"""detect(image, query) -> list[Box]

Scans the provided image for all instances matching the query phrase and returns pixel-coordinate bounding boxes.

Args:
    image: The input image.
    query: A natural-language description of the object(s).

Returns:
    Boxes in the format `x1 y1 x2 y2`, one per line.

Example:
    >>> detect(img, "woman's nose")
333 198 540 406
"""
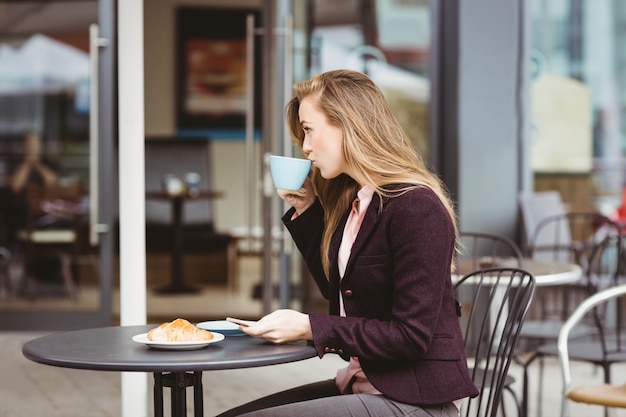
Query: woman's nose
302 136 312 153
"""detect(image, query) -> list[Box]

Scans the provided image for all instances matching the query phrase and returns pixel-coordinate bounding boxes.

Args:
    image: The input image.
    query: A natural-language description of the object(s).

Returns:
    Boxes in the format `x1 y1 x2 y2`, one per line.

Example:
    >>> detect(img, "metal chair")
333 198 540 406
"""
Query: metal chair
524 232 626 417
517 212 621 417
518 191 568 255
16 182 89 299
456 232 525 414
526 212 619 268
454 268 536 417
558 284 626 417
458 231 524 271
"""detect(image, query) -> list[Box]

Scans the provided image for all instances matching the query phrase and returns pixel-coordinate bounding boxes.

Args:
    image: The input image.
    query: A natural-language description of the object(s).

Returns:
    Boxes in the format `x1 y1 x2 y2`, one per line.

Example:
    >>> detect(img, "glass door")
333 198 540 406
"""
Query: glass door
139 0 433 319
0 0 115 329
263 0 433 312
291 0 432 155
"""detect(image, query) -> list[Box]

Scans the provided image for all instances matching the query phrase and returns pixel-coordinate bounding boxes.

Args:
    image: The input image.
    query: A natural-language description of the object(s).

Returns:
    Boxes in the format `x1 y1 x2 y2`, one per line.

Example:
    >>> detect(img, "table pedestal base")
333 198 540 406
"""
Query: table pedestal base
154 371 203 417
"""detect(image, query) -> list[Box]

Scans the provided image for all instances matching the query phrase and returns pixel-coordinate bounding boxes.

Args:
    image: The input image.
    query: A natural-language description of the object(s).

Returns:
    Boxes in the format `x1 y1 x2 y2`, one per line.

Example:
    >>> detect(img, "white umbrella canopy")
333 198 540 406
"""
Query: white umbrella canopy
0 34 89 94
0 43 38 93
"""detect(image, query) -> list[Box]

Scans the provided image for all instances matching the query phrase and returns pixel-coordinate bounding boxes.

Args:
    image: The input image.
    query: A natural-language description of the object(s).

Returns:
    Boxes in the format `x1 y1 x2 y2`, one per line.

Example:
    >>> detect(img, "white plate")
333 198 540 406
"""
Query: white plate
196 320 246 336
132 332 225 350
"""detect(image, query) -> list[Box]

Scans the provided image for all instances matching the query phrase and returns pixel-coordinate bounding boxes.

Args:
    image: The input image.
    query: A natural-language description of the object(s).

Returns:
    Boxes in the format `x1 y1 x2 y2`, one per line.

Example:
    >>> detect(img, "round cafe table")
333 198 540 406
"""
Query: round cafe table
145 190 225 294
454 257 583 286
22 324 317 417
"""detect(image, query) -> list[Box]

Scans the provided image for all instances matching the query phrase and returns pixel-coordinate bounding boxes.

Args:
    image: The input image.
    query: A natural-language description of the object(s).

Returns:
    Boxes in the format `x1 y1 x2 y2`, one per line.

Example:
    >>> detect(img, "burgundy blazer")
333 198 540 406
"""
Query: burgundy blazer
283 186 479 405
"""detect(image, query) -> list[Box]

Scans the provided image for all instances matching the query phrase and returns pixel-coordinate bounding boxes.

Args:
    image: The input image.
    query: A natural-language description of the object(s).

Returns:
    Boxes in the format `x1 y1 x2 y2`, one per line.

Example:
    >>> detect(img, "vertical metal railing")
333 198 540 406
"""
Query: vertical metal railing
246 5 294 313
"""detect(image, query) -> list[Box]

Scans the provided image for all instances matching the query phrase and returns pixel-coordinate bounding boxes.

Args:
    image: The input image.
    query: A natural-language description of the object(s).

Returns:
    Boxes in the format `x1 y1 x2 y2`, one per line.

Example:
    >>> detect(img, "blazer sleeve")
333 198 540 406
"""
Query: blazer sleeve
282 199 329 299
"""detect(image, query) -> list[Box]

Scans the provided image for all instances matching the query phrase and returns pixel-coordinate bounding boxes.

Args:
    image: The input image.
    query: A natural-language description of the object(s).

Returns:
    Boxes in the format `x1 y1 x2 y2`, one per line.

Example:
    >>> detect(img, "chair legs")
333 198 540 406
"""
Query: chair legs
504 384 523 417
529 356 546 417
523 354 556 417
524 353 615 417
60 254 77 299
20 251 83 300
520 351 539 417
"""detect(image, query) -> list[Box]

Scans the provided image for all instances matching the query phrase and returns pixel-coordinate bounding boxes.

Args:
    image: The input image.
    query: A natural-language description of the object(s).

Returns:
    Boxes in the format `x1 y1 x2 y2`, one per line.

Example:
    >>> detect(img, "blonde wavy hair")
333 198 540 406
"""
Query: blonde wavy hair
285 69 457 277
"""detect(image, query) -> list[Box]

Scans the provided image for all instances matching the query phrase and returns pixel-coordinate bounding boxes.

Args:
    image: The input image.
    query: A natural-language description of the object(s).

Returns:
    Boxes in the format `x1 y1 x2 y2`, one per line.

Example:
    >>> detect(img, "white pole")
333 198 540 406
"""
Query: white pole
118 0 148 416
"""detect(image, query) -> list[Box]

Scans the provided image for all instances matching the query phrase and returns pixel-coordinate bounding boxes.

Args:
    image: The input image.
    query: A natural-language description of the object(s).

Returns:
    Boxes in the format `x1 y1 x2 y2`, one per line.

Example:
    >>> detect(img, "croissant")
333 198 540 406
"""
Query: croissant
147 318 214 342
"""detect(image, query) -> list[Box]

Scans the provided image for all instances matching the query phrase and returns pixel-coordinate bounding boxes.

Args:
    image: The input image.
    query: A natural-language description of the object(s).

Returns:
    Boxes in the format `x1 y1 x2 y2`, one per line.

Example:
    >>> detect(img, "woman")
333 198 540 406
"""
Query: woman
218 69 478 417
10 132 59 194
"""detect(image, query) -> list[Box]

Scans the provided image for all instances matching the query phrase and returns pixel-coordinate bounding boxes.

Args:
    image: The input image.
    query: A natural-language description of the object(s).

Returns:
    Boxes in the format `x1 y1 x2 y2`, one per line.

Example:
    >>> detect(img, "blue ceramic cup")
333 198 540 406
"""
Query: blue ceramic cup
269 155 312 191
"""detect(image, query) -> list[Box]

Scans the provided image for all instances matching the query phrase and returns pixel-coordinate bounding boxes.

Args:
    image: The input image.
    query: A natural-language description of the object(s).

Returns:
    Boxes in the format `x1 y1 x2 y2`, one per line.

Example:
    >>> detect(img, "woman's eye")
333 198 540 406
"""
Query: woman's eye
303 127 311 134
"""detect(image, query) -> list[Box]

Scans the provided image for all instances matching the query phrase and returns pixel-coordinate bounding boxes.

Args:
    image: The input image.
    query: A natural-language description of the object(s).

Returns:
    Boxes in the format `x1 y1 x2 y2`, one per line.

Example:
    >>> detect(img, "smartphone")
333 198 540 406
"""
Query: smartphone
226 317 256 327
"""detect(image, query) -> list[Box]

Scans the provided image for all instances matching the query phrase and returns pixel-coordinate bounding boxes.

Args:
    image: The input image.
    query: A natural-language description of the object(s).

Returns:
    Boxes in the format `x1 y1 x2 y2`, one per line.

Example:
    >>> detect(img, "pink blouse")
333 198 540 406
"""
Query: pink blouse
335 185 382 395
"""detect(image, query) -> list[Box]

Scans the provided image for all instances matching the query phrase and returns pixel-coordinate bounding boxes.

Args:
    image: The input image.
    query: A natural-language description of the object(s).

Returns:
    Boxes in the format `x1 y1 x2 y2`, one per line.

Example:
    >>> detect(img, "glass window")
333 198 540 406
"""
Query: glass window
530 0 626 217
0 1 99 315
294 0 432 158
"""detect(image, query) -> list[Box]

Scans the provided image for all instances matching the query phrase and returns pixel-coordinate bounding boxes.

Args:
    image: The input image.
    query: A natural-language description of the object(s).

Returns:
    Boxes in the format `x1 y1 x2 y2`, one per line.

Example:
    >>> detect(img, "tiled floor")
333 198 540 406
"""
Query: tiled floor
2 255 626 416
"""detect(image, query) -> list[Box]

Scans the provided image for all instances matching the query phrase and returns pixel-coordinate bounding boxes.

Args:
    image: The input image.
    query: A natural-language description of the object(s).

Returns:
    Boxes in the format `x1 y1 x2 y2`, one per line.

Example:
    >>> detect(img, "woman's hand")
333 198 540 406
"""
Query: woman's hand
277 178 315 216
240 309 312 344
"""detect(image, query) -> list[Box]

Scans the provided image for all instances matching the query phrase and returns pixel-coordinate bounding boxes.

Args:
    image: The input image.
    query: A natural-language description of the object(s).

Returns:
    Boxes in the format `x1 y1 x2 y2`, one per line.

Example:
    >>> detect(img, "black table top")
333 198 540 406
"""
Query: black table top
145 190 224 201
22 324 317 373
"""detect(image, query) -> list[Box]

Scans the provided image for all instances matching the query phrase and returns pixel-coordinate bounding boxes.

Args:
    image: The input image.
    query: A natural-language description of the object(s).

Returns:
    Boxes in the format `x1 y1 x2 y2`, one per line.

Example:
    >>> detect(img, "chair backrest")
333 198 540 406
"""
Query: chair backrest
145 138 215 226
518 216 621 325
544 231 625 333
528 212 620 268
558 283 626 417
454 268 536 417
458 232 524 271
587 232 625 291
577 232 626 330
519 190 568 253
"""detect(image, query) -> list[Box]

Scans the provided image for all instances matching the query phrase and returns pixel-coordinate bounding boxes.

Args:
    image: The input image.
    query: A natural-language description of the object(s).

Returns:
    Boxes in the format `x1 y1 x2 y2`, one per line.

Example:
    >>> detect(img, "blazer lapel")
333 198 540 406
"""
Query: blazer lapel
327 194 383 313
329 210 349 273
327 211 349 314
342 195 383 279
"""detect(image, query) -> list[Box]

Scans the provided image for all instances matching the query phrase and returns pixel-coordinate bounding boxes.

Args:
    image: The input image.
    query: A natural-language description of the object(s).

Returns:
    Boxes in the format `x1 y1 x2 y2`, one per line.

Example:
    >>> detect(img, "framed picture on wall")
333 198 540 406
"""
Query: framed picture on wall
175 7 262 138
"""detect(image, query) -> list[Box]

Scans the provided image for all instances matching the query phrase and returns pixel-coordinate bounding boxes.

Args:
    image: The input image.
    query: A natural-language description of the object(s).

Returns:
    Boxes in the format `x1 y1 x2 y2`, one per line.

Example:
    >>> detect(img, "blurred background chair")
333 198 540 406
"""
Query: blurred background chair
522 232 626 417
518 191 568 255
516 203 620 416
16 182 90 299
454 268 536 417
526 212 619 267
558 284 626 417
519 212 620 341
458 231 524 271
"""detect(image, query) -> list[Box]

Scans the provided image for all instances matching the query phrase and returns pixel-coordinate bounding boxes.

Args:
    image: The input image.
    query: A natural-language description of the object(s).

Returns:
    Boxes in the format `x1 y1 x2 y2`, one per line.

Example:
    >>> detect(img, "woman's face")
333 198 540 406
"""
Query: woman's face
299 96 350 179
